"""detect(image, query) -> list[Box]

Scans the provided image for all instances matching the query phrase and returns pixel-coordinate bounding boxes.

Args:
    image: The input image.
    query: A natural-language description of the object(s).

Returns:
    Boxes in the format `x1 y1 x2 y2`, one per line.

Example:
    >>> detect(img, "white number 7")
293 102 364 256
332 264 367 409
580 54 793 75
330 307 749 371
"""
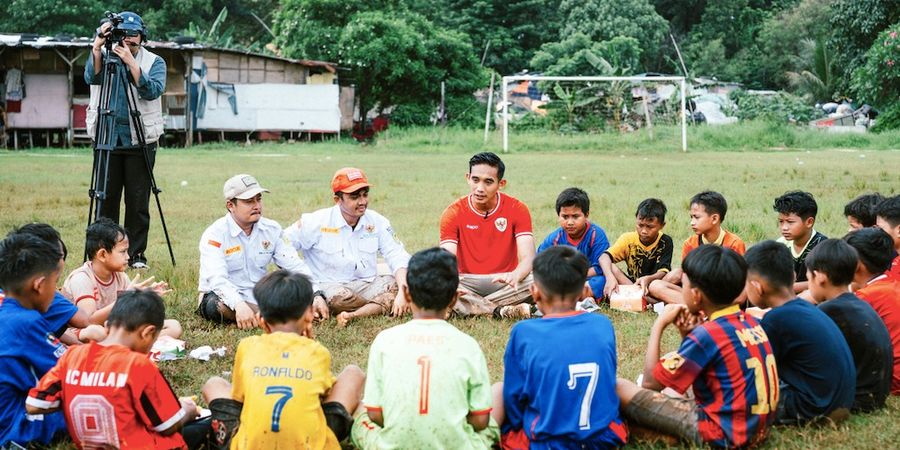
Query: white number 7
567 363 599 430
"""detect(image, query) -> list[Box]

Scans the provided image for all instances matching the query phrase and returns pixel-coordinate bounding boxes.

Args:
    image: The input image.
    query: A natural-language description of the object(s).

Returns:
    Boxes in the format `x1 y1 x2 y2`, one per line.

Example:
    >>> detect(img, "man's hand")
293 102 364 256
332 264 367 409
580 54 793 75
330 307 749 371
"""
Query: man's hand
636 276 652 296
112 44 137 67
603 278 618 299
92 22 112 51
492 272 520 290
234 302 258 330
312 294 329 321
391 290 410 317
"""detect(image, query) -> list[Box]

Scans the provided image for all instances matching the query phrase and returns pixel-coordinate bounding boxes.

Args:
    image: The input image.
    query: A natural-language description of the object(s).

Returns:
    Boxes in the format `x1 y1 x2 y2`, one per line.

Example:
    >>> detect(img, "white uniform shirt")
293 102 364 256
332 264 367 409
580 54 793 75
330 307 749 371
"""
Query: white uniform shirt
285 205 410 284
198 214 312 308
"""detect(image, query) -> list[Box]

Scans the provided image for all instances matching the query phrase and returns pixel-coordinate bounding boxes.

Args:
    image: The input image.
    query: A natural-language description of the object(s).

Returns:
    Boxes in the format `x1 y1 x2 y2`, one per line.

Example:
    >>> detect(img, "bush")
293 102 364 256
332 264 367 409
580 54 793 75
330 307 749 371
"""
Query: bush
728 90 823 124
871 103 900 133
851 24 900 110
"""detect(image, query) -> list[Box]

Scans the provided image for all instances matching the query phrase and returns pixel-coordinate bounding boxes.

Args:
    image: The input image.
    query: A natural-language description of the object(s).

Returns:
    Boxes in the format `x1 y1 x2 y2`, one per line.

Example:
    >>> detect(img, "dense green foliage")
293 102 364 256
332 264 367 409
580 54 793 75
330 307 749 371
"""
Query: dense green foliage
3 0 897 127
729 90 823 123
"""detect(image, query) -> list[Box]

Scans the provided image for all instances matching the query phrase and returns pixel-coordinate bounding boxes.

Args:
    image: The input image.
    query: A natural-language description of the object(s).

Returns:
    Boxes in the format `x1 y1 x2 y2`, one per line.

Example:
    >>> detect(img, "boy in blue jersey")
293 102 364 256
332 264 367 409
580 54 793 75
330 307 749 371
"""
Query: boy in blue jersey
492 246 627 449
744 240 855 424
0 234 68 447
537 188 610 299
616 245 777 448
3 223 93 345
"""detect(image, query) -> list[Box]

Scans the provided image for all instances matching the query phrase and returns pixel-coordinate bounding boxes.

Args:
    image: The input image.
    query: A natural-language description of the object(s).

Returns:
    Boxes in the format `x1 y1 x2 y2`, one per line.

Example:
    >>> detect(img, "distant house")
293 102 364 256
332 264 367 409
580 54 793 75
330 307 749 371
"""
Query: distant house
0 33 352 148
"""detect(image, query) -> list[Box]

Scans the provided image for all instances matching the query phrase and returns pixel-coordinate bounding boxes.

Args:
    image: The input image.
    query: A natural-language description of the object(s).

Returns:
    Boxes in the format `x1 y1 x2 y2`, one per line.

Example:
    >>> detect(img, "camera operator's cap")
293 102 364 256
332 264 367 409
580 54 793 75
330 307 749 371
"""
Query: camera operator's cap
332 167 370 194
224 174 269 200
118 12 144 31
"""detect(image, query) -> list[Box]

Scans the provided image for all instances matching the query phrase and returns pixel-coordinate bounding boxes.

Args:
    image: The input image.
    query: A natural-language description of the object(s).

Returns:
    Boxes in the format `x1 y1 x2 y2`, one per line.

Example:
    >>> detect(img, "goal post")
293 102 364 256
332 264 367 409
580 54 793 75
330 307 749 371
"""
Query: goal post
500 75 688 153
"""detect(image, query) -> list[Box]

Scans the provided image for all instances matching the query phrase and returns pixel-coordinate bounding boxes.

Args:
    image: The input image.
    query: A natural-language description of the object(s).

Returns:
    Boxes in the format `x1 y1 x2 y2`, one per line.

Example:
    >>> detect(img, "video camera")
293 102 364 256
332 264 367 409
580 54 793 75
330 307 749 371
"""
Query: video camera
99 11 142 44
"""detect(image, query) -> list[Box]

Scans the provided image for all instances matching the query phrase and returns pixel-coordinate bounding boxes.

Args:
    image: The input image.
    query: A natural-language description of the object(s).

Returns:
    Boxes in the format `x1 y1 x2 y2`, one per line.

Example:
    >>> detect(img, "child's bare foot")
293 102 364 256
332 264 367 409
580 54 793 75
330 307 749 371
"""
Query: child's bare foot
337 312 353 327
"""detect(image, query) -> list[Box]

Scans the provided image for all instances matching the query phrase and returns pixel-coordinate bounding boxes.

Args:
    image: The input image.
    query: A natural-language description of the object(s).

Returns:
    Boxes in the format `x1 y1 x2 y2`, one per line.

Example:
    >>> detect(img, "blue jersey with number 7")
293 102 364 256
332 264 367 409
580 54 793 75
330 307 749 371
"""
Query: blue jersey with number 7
502 311 627 448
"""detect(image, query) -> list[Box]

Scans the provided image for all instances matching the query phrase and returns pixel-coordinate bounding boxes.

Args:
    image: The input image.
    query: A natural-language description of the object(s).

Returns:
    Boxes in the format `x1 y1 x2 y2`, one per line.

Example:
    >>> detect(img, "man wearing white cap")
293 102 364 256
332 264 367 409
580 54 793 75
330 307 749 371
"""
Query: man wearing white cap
197 174 326 329
285 167 411 326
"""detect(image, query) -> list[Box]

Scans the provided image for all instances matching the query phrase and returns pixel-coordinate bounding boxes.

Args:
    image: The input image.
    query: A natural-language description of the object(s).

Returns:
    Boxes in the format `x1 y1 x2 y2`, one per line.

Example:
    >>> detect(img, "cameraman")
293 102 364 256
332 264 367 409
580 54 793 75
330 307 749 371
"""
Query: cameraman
85 11 166 269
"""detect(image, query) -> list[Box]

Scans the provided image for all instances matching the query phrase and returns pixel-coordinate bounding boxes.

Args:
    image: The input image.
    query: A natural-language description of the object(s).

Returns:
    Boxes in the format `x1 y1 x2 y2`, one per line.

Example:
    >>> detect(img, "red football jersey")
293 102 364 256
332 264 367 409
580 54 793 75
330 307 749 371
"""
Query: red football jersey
856 275 900 395
27 342 187 450
440 193 533 274
887 255 900 281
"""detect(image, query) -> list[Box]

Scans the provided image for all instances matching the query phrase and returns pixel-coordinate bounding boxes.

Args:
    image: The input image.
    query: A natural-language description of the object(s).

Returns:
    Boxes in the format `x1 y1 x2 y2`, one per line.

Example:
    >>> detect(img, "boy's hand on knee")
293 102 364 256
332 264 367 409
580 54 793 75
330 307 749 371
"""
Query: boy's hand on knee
391 291 410 317
234 302 258 330
312 296 329 321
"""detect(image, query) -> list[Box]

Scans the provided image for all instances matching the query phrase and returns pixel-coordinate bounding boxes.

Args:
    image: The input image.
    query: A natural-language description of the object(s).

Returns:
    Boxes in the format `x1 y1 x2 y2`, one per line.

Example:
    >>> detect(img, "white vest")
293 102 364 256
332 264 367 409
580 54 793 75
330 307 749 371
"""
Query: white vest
86 47 164 144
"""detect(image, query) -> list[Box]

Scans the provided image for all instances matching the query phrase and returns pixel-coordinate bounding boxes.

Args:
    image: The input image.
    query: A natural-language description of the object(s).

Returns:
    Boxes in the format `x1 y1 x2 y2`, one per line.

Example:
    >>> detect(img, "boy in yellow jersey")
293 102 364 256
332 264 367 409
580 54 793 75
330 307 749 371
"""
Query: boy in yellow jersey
352 248 498 449
201 270 364 449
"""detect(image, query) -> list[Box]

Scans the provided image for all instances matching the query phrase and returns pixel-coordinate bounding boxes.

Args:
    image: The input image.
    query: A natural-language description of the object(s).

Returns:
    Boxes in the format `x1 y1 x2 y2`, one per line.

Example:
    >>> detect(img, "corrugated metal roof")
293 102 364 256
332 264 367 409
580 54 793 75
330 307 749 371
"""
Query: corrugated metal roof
0 33 337 73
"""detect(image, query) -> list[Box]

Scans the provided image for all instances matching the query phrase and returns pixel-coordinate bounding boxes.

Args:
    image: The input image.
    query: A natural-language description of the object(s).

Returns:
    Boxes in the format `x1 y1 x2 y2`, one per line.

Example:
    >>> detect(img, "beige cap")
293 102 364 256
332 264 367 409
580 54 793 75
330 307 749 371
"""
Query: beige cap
223 174 269 200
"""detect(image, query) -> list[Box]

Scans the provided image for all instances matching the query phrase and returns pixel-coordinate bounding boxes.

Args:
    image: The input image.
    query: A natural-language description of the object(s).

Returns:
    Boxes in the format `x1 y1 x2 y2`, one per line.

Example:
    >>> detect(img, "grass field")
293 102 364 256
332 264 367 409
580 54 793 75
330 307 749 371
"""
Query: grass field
1 123 899 449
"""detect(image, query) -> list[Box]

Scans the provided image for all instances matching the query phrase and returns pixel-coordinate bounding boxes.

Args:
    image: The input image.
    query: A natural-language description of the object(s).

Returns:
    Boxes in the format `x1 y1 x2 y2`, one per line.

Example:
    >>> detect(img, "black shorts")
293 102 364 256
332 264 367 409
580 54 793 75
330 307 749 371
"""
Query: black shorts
323 401 353 442
197 291 233 324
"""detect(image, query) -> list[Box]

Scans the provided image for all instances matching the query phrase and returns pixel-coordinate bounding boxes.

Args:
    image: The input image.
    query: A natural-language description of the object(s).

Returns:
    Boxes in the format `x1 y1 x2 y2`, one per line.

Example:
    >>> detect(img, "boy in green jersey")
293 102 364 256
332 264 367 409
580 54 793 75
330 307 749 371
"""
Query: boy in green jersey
351 247 498 449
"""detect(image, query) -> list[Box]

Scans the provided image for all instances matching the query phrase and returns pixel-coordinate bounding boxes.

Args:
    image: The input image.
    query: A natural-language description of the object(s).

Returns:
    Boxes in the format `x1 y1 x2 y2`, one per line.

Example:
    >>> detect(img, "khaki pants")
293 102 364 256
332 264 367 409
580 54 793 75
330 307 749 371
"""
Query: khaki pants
321 275 397 314
453 273 533 316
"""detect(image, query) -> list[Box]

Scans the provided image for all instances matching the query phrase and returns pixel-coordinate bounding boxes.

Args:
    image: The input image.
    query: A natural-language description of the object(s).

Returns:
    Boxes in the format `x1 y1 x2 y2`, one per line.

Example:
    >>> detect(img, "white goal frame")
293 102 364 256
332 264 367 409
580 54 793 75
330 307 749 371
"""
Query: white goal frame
501 75 688 153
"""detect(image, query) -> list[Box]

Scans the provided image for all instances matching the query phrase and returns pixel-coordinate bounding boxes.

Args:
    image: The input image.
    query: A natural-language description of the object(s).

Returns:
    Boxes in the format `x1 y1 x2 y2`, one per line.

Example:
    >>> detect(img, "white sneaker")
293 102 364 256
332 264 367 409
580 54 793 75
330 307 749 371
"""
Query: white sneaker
130 261 149 270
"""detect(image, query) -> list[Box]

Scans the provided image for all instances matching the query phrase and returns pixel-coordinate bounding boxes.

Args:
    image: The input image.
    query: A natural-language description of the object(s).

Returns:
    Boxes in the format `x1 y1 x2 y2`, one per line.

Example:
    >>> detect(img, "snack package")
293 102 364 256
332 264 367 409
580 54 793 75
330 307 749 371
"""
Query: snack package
150 335 186 362
610 285 646 313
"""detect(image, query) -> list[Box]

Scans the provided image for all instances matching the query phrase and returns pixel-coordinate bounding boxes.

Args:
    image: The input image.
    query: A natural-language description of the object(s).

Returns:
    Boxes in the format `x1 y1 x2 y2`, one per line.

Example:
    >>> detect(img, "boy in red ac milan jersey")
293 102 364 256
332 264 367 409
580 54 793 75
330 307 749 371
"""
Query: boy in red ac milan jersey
27 290 198 450
440 152 535 319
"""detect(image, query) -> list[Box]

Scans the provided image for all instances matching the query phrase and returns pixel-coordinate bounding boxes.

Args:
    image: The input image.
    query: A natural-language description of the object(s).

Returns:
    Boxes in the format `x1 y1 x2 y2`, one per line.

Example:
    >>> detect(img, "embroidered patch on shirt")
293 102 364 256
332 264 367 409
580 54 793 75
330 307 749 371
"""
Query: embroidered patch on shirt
660 352 685 374
262 240 271 250
321 227 340 234
225 245 242 255
365 224 375 233
207 240 222 248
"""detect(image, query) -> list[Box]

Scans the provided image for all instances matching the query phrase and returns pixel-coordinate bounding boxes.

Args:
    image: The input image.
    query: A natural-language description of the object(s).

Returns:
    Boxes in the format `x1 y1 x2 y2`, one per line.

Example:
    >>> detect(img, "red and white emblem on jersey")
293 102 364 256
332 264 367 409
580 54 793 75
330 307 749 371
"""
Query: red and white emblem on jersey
495 217 508 232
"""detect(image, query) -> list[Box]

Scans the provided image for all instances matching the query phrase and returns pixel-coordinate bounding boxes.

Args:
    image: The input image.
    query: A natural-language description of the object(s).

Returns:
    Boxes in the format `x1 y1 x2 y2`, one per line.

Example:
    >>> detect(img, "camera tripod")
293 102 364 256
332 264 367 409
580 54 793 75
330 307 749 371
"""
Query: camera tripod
86 43 176 265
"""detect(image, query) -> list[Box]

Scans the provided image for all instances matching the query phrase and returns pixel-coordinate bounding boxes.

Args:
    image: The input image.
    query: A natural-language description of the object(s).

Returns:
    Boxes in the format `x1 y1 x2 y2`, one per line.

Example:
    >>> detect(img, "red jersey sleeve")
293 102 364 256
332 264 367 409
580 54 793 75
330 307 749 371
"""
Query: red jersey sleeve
133 361 186 433
439 200 461 245
652 331 713 394
511 199 533 238
26 353 67 411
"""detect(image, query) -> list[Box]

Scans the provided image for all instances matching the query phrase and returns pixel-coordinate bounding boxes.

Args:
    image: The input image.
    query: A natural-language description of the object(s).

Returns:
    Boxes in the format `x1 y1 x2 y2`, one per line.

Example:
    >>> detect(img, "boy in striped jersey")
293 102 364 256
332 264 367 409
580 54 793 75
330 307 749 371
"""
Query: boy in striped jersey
617 245 777 447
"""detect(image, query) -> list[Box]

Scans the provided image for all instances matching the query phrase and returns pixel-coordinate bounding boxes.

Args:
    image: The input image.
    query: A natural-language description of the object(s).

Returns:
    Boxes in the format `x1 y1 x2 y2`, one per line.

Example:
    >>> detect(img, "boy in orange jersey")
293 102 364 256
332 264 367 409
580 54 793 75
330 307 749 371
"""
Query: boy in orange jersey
27 290 198 449
649 191 745 304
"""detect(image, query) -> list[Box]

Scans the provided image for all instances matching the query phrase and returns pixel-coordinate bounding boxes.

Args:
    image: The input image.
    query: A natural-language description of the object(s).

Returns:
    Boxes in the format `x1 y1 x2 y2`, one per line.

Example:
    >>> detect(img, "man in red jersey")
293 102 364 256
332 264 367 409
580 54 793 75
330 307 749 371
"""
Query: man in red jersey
440 152 535 318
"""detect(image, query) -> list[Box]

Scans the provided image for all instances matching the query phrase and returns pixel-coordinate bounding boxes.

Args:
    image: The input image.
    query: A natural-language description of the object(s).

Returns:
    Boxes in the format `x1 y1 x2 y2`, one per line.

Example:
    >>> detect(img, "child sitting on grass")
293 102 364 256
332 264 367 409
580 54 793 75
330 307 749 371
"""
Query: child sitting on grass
493 246 627 448
845 228 900 395
599 198 673 298
773 191 827 293
806 239 892 412
62 218 180 341
1 223 94 346
537 187 610 299
874 195 900 279
648 191 746 304
617 245 775 448
352 248 497 449
744 240 855 425
0 234 68 447
203 270 364 449
27 290 199 449
844 192 884 231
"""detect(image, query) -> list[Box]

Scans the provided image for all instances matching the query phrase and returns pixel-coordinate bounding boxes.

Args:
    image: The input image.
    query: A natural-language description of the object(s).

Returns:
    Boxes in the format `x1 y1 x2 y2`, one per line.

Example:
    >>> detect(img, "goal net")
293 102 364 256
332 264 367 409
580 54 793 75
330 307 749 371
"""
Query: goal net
499 75 688 153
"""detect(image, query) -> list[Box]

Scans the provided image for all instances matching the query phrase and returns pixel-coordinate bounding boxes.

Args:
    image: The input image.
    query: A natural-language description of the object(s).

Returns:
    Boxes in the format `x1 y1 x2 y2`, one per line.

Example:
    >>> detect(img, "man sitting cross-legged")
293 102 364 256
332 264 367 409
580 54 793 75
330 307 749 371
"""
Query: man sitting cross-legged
286 167 410 327
439 152 535 319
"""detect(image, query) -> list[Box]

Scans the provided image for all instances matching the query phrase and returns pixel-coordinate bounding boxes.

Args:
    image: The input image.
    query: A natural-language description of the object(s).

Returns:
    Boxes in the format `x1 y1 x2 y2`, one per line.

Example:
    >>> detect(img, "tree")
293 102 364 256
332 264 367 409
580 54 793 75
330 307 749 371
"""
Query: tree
0 0 123 36
829 0 900 96
558 0 668 70
531 34 642 76
785 38 837 102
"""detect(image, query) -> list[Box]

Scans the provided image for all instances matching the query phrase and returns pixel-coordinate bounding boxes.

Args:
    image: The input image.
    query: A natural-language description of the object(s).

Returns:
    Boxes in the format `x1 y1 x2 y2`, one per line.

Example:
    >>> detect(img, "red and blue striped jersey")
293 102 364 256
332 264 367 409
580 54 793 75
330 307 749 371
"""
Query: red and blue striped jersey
653 305 778 448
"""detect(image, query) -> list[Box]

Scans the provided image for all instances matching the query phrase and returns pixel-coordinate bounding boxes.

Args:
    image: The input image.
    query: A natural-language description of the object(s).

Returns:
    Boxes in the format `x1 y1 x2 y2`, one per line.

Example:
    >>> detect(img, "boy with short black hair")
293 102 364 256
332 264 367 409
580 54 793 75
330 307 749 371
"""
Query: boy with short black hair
2 223 92 345
744 241 855 424
27 290 199 449
648 191 746 304
599 198 673 297
774 191 827 293
352 248 497 449
874 195 900 279
537 187 610 298
205 270 364 449
616 245 775 448
493 246 626 448
62 218 181 339
0 234 68 446
805 239 892 411
845 192 885 231
845 228 900 395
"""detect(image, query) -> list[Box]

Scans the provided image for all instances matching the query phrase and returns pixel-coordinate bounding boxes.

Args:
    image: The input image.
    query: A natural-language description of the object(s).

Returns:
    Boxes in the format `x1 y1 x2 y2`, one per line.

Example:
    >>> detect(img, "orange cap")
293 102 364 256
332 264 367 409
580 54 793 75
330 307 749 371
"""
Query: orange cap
331 167 370 193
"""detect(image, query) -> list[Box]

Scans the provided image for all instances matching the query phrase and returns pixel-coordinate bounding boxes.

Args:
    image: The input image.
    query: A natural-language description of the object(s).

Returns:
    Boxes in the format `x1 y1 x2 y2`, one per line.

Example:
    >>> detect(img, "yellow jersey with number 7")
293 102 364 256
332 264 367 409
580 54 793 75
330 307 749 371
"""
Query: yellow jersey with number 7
230 332 339 450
